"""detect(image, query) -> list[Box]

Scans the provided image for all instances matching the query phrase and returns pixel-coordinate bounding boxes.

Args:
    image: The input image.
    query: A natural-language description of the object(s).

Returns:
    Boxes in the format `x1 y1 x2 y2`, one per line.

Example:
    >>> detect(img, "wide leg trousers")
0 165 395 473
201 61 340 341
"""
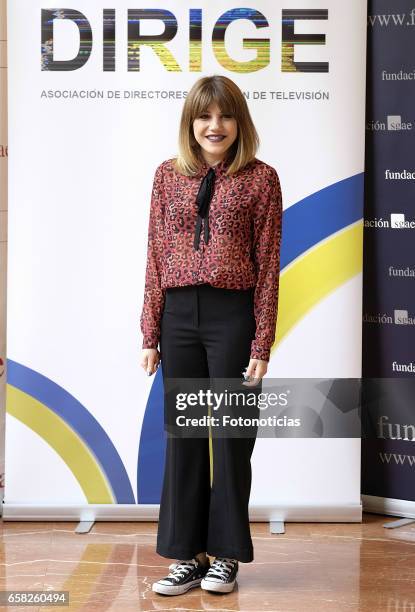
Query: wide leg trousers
157 283 260 563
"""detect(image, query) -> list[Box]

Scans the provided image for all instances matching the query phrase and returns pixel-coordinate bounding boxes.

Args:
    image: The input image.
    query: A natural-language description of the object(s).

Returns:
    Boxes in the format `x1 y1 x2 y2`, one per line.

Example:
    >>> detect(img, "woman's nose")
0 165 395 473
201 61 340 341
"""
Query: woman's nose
209 116 222 129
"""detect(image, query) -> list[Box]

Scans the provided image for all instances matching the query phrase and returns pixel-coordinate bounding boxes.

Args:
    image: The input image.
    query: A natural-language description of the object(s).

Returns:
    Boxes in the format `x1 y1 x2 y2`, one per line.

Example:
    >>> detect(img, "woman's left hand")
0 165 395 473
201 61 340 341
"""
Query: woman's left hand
242 358 268 386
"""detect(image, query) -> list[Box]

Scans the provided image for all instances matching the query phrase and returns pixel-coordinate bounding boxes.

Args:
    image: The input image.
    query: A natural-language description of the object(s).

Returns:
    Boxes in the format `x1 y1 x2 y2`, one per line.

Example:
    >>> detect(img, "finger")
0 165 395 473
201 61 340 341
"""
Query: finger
244 362 267 386
242 367 257 386
243 363 255 379
146 356 157 375
151 353 162 374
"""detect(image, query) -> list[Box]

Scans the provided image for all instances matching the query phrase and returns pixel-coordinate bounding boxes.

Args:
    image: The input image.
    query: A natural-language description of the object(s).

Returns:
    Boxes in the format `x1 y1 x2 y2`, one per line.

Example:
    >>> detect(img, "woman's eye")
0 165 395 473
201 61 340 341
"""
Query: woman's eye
198 114 233 120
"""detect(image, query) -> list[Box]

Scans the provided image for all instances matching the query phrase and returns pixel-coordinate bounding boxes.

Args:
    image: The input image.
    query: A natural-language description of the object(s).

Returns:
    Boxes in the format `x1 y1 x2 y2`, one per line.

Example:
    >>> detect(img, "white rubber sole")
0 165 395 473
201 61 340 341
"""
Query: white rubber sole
152 578 202 596
200 577 236 593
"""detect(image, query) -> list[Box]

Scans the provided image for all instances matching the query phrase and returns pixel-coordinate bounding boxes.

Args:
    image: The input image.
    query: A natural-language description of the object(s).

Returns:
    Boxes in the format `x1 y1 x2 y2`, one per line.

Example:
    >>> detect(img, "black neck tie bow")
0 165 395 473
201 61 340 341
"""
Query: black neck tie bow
194 167 216 250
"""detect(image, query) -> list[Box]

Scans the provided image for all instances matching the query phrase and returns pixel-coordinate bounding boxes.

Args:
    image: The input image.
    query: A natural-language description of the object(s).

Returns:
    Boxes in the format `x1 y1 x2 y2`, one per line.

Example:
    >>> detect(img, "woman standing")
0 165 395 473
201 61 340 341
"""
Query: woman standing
140 75 282 596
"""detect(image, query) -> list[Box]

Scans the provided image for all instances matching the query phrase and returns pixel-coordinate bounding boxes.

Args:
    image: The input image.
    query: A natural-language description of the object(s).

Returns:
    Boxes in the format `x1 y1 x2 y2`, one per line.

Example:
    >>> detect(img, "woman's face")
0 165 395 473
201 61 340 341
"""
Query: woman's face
192 102 238 165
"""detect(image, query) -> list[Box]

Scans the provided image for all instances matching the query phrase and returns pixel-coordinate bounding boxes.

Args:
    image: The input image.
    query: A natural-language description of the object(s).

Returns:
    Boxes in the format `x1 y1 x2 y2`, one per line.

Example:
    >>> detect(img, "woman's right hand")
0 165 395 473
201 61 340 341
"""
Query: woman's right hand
141 348 161 376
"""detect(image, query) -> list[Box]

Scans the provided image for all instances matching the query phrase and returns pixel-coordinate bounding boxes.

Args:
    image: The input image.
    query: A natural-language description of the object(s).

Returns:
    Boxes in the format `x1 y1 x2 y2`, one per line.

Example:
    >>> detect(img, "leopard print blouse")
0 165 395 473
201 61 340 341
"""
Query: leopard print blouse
140 156 282 361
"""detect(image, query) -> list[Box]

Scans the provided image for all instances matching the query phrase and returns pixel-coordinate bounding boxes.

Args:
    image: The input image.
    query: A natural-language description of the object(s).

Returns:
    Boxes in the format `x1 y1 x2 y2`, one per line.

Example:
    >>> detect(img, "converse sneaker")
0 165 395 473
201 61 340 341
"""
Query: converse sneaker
201 557 239 593
152 557 210 596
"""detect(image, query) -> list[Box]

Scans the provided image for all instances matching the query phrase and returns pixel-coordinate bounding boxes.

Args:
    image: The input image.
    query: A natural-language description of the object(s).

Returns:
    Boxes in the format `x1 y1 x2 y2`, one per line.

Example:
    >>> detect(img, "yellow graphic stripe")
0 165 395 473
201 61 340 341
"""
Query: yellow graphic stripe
273 221 363 350
6 385 114 504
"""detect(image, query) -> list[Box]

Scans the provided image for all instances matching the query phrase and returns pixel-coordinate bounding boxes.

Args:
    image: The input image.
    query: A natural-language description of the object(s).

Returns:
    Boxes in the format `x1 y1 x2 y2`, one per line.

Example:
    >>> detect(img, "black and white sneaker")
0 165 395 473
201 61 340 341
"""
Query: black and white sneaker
201 557 239 593
152 557 210 596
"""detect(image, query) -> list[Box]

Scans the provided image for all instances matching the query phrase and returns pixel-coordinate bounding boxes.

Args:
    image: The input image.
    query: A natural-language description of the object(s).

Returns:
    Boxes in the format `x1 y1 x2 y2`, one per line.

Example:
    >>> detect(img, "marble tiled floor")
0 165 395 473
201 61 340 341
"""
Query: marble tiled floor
0 513 414 611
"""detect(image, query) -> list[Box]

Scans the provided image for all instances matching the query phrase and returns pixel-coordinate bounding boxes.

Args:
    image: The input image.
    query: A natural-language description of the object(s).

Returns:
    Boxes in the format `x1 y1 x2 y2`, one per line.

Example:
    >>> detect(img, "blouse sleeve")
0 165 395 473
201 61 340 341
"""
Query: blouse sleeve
140 162 166 350
250 167 283 362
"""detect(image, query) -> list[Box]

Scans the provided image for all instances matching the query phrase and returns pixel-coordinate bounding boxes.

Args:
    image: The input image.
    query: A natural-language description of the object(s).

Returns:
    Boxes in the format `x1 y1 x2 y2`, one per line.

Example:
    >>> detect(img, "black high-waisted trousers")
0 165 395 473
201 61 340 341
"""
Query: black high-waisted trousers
157 283 260 563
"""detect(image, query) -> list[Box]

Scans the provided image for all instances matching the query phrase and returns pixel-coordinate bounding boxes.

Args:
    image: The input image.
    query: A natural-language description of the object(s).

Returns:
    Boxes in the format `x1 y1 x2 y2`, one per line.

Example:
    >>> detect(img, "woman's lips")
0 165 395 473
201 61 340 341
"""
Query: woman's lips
206 135 226 142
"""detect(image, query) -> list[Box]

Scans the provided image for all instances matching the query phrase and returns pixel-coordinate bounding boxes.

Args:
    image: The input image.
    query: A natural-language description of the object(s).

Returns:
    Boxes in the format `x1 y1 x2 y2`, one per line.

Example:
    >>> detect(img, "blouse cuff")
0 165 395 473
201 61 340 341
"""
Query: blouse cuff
142 335 159 351
250 342 270 362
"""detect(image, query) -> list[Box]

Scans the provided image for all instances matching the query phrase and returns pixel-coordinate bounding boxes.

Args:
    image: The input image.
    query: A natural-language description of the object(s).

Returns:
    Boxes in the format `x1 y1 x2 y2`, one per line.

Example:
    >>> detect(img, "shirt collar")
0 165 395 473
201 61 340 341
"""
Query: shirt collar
196 156 231 178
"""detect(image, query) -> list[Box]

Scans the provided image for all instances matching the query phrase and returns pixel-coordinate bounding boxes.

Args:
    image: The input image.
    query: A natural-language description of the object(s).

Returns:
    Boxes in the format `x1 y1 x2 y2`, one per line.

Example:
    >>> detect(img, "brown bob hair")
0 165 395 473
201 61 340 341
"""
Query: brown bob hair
172 75 260 176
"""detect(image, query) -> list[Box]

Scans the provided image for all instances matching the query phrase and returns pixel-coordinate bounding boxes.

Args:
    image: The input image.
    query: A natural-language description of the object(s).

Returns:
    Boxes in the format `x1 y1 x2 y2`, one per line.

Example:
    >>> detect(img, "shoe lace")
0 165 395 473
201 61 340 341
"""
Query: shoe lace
166 558 197 582
210 557 236 580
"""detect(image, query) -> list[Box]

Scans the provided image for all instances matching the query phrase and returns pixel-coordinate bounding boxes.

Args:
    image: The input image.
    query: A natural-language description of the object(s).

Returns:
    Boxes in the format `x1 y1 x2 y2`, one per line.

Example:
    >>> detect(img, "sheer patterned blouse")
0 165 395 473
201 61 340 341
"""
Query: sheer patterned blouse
140 156 283 361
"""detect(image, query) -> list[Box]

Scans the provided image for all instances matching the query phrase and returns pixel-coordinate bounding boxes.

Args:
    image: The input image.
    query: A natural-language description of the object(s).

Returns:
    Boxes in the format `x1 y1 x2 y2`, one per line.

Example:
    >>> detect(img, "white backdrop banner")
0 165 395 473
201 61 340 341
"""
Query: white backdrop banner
4 1 366 517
